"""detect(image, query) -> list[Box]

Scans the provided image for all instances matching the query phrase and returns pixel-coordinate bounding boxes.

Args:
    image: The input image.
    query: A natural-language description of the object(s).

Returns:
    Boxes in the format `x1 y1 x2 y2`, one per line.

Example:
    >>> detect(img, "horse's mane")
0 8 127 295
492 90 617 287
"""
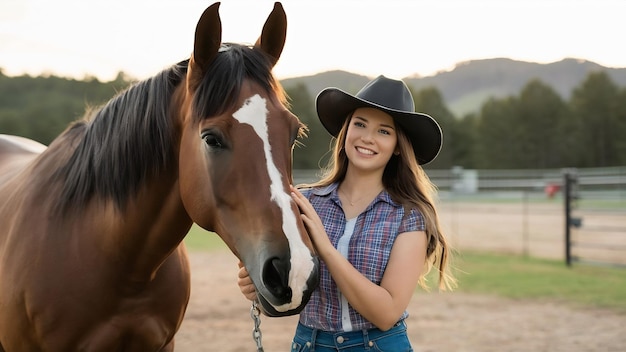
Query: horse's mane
54 43 285 214
192 43 287 123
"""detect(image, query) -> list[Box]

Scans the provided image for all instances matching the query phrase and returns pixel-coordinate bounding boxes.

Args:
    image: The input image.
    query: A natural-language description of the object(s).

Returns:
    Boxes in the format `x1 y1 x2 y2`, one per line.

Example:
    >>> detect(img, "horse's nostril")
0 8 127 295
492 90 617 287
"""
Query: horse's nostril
262 257 292 300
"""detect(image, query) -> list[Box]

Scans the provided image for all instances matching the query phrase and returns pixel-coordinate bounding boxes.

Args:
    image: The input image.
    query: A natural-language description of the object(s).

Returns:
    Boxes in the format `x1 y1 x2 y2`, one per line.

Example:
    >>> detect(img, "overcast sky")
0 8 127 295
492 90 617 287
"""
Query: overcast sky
1 0 625 81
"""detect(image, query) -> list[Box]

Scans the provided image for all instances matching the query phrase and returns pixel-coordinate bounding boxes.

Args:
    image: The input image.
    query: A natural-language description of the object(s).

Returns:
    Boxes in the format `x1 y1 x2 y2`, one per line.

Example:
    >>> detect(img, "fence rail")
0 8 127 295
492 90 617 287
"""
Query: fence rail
294 166 626 267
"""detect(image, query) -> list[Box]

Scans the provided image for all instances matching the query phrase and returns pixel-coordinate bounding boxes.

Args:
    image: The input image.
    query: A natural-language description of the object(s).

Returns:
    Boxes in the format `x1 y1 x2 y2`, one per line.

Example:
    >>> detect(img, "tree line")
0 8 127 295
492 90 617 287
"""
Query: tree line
291 70 626 169
1 69 625 170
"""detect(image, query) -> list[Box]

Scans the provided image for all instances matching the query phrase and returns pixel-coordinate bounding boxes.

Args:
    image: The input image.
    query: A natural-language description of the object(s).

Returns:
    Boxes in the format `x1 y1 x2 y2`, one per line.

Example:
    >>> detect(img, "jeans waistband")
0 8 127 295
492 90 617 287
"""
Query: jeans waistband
295 320 407 349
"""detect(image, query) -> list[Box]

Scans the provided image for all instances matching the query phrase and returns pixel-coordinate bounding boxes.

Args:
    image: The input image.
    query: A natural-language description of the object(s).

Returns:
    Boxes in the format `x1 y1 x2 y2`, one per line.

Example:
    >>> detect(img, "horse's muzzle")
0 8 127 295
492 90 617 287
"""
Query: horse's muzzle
255 255 319 317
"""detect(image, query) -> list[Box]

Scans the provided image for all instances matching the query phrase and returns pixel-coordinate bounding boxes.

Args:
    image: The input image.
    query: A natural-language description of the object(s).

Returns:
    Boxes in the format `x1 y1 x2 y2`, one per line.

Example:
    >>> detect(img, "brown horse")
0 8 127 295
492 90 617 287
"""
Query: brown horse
0 3 319 351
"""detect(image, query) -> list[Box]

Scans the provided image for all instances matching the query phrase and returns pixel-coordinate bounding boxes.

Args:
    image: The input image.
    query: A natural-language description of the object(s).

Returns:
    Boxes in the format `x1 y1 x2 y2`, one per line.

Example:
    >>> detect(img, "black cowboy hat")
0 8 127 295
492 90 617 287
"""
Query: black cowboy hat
316 75 442 165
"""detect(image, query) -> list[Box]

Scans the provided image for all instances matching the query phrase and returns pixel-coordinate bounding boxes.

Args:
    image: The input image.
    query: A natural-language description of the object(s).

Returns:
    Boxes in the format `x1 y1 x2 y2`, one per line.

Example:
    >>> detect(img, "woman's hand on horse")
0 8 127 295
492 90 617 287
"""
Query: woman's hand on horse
290 186 334 258
237 261 258 301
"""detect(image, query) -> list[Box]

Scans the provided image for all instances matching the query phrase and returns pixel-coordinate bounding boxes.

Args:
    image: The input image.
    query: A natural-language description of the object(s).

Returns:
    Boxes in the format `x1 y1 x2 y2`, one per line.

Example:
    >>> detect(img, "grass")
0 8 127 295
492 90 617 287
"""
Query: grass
183 225 626 313
183 224 228 251
444 251 626 312
443 193 626 210
577 198 626 210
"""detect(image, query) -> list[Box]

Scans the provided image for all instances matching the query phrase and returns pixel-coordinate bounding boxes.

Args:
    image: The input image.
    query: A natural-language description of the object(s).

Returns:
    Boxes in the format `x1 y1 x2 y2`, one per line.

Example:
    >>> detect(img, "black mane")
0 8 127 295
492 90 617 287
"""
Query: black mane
191 43 282 122
54 43 281 213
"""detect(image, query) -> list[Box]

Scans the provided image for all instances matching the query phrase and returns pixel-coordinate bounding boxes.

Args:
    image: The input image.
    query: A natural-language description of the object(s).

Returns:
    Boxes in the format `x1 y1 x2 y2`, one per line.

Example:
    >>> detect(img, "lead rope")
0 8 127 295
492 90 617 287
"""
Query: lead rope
250 301 264 352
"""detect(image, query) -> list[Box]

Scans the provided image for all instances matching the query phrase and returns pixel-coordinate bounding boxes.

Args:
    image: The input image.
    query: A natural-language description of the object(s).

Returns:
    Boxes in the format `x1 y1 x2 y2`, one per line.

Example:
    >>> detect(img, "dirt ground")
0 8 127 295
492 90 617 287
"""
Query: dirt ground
174 250 626 352
438 201 626 265
175 202 626 351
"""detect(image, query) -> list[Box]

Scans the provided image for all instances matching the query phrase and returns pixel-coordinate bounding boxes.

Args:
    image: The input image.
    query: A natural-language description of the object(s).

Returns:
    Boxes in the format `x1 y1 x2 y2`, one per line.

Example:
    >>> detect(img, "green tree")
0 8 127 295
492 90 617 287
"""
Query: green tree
285 83 331 169
411 86 457 169
0 73 130 144
455 112 479 168
568 71 622 167
614 88 626 165
474 96 518 168
515 79 568 168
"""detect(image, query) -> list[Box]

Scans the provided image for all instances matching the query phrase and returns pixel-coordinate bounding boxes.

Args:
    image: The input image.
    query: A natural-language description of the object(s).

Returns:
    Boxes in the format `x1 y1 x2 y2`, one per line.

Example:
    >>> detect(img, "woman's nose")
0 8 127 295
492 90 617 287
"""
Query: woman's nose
360 130 375 143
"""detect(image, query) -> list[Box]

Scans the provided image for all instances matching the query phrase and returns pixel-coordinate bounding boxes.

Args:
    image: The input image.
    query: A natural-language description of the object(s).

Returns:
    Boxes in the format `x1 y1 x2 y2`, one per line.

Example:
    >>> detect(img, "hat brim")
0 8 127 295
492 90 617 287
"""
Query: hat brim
316 87 442 165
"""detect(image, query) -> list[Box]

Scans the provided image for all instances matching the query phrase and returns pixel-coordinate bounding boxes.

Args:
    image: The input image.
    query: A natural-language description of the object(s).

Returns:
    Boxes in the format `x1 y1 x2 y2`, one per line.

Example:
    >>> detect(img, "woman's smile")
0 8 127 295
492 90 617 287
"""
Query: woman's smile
355 146 376 156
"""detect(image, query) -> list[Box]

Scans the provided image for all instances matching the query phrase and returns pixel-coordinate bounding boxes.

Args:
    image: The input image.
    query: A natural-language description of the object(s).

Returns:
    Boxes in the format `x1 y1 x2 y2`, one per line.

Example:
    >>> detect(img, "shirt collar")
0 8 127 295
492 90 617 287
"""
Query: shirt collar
311 182 399 207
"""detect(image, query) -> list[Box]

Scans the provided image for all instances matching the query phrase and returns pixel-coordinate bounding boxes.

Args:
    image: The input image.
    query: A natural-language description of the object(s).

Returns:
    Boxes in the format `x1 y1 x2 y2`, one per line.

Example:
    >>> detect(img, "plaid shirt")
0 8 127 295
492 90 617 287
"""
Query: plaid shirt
299 183 425 331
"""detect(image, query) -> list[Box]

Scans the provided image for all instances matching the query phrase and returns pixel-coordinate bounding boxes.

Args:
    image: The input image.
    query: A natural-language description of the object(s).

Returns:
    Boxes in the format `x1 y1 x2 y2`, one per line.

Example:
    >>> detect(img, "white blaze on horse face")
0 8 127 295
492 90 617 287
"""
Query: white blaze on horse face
232 94 316 312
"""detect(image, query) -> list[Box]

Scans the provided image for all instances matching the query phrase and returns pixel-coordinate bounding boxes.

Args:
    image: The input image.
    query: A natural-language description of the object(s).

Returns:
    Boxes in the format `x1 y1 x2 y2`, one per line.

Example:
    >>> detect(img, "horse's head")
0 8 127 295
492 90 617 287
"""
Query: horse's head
178 2 319 316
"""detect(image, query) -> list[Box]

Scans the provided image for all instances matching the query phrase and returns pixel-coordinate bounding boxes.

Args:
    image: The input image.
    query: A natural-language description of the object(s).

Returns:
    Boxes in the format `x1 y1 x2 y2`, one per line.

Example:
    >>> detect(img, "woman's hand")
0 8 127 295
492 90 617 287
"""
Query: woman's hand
290 185 334 257
237 261 257 301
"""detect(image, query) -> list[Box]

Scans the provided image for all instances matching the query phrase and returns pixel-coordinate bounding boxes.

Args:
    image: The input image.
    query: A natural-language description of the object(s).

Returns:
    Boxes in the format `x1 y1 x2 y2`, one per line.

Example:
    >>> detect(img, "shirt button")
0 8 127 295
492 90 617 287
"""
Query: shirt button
306 342 311 347
336 336 345 344
369 341 374 347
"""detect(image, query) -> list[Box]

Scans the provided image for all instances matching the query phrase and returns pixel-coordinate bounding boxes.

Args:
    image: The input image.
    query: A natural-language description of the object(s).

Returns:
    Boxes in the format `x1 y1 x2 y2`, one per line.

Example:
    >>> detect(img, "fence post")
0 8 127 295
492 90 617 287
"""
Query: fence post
564 168 580 267
522 190 528 258
564 170 572 267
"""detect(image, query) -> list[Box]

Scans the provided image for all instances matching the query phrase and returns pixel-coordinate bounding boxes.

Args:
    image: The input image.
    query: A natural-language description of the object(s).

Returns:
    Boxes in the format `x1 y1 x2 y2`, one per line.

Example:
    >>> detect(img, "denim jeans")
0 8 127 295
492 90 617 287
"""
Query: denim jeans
290 320 413 351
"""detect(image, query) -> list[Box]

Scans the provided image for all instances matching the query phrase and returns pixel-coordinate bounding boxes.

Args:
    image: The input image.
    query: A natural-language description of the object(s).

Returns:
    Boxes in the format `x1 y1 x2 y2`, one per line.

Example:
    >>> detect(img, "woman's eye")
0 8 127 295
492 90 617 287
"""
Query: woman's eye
354 122 365 128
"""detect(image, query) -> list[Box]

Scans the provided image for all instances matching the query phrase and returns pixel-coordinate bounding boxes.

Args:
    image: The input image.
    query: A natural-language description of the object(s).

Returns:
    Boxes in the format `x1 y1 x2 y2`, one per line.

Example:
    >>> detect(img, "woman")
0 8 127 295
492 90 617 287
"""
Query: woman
239 75 456 351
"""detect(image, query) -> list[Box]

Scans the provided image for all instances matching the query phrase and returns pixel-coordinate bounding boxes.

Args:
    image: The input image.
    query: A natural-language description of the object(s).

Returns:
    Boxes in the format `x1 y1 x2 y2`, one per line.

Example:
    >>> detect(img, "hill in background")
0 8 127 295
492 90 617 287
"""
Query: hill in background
281 58 626 117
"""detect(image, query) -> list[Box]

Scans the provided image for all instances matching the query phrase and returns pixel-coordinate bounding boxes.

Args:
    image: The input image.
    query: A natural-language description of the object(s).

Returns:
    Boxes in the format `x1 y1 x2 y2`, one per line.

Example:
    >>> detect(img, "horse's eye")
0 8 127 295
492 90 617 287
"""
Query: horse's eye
201 132 223 149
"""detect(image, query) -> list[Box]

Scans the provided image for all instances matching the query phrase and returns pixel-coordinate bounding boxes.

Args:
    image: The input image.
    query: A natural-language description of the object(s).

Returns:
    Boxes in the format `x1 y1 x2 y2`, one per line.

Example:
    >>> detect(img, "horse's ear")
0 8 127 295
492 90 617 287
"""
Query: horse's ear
188 2 222 92
254 2 287 67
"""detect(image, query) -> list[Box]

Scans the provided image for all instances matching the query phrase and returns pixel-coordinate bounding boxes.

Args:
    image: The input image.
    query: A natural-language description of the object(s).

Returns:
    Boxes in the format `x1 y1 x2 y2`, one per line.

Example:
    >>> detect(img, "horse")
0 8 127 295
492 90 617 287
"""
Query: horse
0 2 319 351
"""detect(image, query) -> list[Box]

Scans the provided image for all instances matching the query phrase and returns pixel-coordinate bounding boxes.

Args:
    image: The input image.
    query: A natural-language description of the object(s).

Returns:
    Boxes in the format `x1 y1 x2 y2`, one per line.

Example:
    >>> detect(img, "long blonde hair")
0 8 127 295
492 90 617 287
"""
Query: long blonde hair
302 116 456 291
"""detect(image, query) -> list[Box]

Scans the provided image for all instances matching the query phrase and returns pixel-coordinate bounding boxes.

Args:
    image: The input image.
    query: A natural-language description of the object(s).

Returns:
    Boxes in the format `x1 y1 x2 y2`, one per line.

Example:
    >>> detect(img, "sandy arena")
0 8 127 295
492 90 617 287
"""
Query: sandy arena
175 250 625 352
175 201 626 351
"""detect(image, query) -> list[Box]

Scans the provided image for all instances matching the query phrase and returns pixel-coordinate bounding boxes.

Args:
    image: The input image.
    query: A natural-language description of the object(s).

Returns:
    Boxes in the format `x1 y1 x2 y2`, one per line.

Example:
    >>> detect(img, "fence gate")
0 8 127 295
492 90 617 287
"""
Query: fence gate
564 167 626 267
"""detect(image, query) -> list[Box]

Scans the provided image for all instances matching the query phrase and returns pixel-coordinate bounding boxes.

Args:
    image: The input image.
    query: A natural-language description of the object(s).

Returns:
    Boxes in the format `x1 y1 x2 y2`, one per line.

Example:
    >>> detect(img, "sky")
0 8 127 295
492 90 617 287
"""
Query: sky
1 0 625 82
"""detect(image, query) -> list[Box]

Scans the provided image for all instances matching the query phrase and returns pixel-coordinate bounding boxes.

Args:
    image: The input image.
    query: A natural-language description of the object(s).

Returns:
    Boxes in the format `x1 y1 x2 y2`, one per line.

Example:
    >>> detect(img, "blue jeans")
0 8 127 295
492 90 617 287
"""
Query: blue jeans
290 320 413 351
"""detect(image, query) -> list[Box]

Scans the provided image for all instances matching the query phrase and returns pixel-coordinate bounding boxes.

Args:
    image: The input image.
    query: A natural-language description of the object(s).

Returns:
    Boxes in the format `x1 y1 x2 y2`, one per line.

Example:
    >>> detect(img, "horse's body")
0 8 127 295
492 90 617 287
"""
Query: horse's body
0 135 46 184
0 3 319 351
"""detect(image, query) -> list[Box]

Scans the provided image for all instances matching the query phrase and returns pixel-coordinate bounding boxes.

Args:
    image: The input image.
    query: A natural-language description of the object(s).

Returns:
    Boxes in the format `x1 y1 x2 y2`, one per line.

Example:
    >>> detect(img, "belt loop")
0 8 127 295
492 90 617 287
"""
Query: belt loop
310 326 318 352
363 328 371 350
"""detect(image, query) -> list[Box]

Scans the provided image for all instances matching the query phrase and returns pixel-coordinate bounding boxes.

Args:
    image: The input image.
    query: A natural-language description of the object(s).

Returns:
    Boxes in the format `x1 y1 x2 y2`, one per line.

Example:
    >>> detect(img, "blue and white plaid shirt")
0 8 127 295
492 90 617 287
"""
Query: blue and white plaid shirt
299 183 425 332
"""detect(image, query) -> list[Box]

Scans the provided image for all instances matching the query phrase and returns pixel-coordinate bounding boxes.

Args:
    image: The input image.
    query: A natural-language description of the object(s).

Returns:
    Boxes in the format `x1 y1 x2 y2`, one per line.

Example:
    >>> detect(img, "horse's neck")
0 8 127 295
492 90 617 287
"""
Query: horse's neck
100 176 193 283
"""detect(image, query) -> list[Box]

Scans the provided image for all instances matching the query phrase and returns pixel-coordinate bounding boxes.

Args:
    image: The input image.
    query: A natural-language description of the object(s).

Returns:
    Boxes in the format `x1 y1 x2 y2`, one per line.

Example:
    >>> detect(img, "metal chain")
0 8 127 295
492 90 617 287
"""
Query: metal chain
250 300 264 352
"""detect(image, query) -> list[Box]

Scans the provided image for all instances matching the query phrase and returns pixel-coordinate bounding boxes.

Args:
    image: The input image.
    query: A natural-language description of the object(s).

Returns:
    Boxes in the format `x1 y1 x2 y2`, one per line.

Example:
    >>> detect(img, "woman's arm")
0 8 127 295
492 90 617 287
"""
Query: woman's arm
291 186 427 331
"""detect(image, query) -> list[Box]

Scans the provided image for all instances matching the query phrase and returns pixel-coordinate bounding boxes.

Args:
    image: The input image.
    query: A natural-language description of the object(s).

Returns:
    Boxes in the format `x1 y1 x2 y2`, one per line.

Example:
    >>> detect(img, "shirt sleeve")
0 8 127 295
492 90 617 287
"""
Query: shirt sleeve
398 207 426 233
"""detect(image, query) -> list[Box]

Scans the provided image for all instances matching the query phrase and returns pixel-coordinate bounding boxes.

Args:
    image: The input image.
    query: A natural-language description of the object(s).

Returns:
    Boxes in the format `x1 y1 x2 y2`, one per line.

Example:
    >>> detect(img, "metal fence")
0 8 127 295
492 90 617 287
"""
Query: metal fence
294 166 626 267
563 167 626 267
